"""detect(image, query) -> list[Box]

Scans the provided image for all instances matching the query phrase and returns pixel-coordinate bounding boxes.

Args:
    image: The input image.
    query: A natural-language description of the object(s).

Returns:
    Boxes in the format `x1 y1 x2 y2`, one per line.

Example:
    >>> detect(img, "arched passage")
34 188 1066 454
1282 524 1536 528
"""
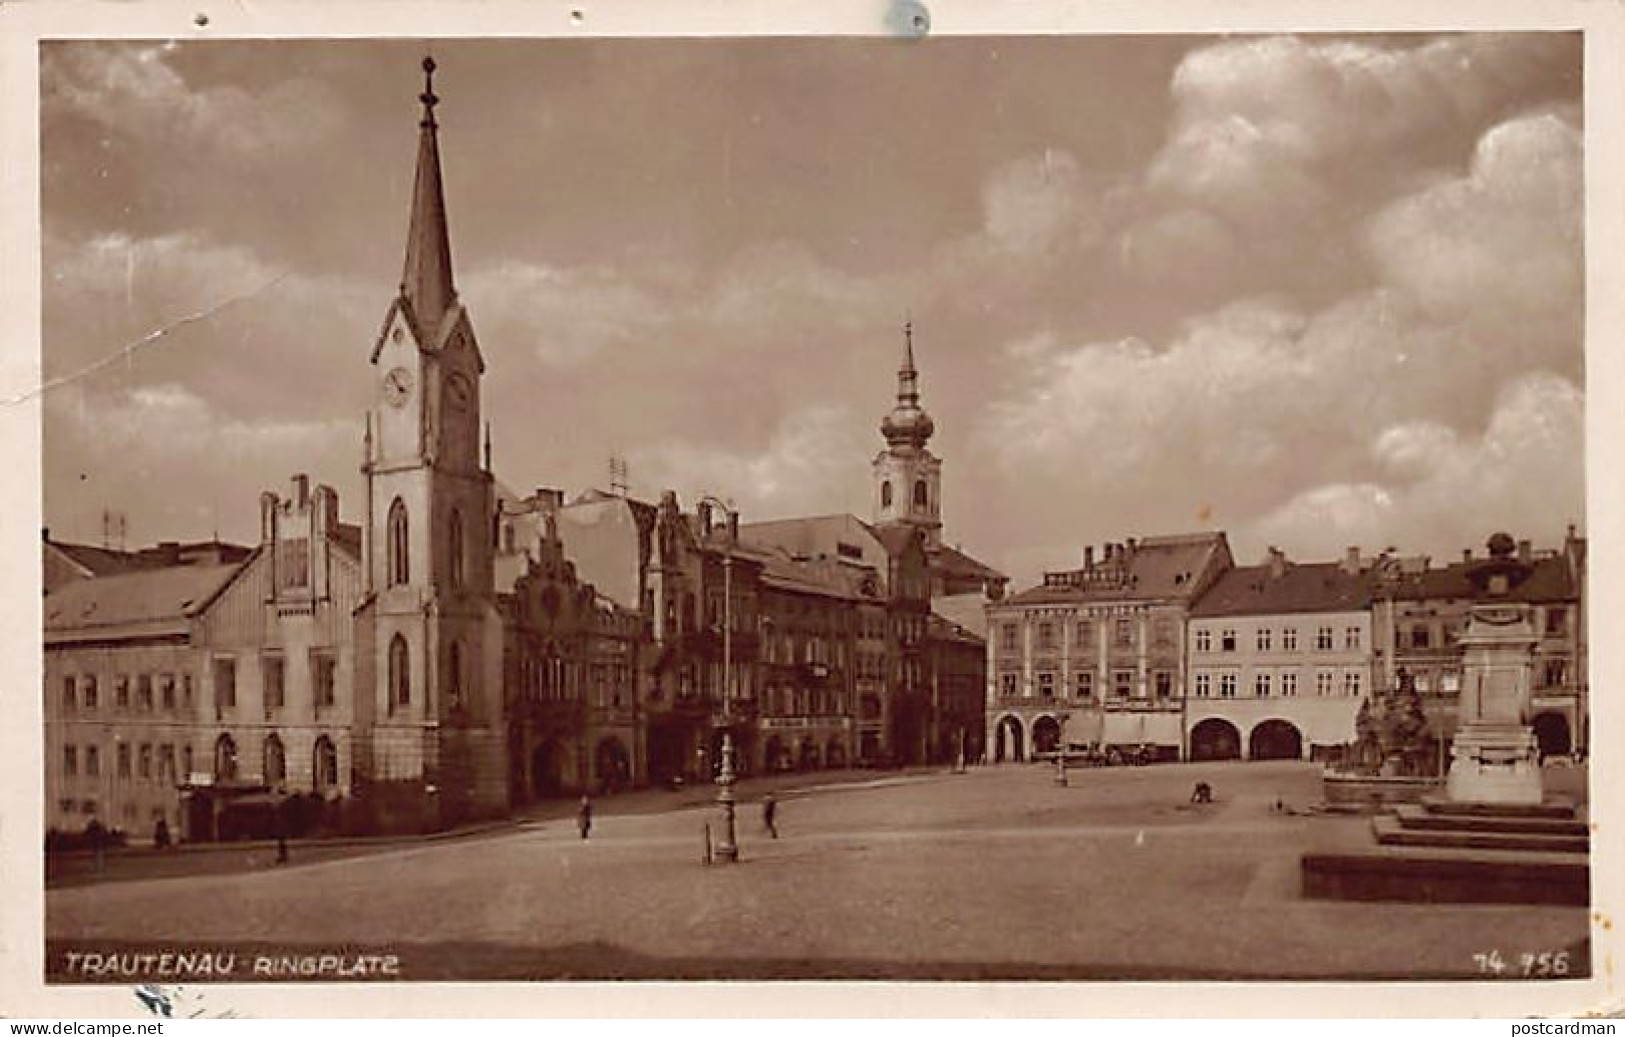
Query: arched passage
1190 718 1242 761
1533 712 1572 758
1248 718 1304 761
995 715 1024 763
1032 715 1062 755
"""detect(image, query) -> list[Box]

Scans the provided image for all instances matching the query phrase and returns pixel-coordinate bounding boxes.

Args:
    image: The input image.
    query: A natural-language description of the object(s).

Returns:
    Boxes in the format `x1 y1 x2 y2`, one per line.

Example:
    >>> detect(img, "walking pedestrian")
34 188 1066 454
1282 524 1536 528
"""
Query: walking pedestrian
578 795 593 840
762 792 778 839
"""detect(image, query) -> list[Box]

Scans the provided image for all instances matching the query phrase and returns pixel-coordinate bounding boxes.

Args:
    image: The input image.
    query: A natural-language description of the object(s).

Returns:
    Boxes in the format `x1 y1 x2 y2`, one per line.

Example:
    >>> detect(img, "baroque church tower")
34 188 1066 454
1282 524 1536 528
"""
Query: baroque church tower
873 321 942 548
357 58 504 826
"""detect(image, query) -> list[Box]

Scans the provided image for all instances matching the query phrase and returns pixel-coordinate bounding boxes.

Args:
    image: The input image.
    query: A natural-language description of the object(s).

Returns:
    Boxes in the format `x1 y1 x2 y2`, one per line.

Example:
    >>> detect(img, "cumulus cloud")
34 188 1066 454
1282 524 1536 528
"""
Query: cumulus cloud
1246 372 1583 555
626 405 871 521
1367 110 1583 337
44 380 359 545
43 44 341 158
37 35 1586 580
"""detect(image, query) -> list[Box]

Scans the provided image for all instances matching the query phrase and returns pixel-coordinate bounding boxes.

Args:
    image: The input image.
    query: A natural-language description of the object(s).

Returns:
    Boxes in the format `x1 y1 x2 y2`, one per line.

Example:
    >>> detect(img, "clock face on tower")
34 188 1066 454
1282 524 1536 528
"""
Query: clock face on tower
382 366 414 407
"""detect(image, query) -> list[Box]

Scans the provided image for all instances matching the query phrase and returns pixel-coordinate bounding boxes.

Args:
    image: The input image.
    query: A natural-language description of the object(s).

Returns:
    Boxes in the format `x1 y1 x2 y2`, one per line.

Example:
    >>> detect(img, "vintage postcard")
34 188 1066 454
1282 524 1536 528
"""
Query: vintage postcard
1 0 1620 1019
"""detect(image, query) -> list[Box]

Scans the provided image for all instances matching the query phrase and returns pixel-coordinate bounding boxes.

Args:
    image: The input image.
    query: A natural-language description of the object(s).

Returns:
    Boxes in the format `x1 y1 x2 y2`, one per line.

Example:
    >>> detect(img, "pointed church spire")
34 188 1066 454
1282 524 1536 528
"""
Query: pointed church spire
400 55 456 337
880 317 933 448
897 317 919 406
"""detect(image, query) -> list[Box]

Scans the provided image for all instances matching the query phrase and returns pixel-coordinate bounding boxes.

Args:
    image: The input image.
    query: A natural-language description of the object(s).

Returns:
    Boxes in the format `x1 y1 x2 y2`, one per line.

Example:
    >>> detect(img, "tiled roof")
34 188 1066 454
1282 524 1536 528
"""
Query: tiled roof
47 541 156 578
44 562 244 642
1190 561 1374 618
1005 532 1228 606
1387 555 1576 604
929 542 1005 582
928 611 984 646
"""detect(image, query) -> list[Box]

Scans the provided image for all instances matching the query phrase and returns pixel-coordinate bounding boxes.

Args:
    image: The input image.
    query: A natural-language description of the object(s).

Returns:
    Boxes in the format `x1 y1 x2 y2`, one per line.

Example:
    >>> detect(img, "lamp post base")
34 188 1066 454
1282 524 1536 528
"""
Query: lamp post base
714 731 741 863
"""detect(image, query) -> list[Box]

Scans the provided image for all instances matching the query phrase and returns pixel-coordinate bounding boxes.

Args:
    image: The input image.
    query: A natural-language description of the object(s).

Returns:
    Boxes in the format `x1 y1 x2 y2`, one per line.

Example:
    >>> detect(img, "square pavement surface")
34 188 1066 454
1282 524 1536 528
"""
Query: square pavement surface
45 761 1591 981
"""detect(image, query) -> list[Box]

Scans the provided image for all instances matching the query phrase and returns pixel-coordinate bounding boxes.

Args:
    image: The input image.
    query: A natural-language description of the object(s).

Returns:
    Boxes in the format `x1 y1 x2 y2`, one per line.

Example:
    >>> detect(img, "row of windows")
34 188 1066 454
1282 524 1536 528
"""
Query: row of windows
61 741 192 782
1191 670 1363 698
209 653 338 712
1001 618 1172 653
58 673 192 714
998 670 1174 700
761 686 848 717
879 478 931 509
1193 626 1362 653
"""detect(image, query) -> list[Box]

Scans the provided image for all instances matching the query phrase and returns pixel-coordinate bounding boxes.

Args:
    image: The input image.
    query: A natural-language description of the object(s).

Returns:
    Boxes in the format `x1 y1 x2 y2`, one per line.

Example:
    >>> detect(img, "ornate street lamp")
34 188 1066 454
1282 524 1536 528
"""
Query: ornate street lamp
699 494 740 863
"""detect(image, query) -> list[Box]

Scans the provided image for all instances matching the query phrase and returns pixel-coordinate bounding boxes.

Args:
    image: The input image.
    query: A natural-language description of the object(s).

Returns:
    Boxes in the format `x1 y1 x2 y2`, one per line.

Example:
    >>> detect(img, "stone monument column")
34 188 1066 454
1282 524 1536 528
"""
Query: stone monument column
1447 534 1543 806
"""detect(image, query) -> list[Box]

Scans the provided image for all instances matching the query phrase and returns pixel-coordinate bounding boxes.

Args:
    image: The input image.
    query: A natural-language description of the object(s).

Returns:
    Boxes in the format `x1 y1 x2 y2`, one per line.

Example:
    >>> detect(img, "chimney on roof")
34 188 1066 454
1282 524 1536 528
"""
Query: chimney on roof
1462 548 1472 563
1517 539 1531 563
313 484 338 535
1084 545 1094 568
1341 546 1361 575
727 510 739 543
697 501 713 534
259 490 279 544
1267 546 1287 579
291 473 310 509
1126 537 1137 555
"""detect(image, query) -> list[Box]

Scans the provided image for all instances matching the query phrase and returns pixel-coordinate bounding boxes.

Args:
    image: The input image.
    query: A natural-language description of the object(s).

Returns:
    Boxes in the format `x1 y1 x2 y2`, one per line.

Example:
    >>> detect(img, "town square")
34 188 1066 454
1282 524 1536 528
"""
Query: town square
32 31 1591 986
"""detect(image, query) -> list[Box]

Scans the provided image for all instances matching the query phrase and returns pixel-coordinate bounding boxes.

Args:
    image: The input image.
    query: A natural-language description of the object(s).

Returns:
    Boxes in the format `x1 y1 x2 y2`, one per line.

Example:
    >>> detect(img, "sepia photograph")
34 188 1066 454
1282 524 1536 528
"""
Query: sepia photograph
7 3 1617 1011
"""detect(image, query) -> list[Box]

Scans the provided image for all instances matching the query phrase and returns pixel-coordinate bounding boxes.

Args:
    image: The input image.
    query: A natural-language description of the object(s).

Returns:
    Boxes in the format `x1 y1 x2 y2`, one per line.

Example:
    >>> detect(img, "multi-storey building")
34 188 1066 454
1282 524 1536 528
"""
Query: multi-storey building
986 533 1232 762
501 507 643 802
45 561 241 842
44 477 358 843
743 326 1004 766
1185 547 1374 761
1373 530 1586 762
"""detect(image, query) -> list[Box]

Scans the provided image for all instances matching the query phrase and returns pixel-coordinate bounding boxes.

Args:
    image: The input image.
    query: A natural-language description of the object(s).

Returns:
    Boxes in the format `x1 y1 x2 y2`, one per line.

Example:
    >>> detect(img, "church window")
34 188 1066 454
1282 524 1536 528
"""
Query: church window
449 508 465 590
881 481 893 508
448 640 464 707
388 498 410 586
913 479 928 507
389 634 411 707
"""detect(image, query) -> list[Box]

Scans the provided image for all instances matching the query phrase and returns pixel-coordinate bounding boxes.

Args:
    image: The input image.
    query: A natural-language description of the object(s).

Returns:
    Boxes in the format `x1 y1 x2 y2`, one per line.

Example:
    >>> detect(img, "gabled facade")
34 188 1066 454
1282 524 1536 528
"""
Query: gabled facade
1185 548 1375 761
986 532 1233 762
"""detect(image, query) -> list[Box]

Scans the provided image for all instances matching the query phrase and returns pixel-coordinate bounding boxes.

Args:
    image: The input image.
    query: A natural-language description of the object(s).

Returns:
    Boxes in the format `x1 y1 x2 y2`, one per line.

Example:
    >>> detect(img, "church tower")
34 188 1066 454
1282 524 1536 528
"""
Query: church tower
358 58 503 826
873 321 942 547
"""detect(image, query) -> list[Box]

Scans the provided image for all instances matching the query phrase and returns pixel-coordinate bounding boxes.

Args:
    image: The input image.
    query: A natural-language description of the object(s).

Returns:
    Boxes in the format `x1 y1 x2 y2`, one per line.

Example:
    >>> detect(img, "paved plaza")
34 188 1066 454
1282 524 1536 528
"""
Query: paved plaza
46 762 1591 980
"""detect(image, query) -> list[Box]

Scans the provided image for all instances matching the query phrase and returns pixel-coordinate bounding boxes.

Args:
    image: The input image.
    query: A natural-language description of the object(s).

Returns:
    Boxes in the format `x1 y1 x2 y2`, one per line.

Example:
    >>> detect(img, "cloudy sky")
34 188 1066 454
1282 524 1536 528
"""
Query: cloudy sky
40 34 1584 587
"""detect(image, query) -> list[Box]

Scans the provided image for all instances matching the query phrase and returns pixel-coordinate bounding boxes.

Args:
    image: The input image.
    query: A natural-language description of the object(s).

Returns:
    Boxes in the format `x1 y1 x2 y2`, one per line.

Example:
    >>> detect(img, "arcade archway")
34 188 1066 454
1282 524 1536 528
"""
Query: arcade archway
995 716 1024 763
1248 719 1304 761
1032 715 1062 755
1189 718 1242 761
